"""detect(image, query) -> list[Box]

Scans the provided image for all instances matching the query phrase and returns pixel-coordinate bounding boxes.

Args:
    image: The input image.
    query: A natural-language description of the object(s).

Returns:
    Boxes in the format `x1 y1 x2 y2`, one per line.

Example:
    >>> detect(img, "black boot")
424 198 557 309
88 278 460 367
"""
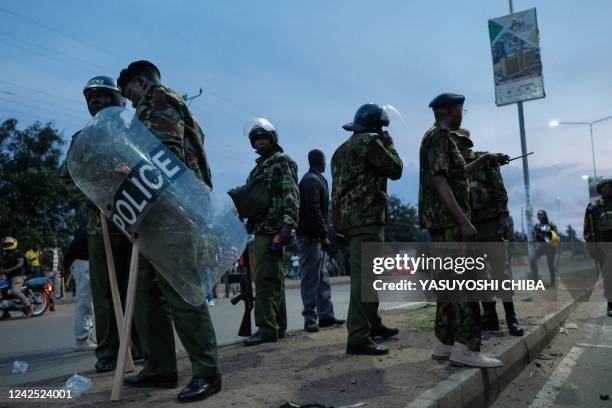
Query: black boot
481 302 500 331
607 302 612 317
503 301 525 336
177 375 221 403
370 324 399 339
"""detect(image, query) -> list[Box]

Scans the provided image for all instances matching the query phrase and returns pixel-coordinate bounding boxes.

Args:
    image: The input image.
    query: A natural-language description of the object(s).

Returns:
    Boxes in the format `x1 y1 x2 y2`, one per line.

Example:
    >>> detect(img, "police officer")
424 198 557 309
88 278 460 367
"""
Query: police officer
61 76 142 373
117 61 220 403
419 93 502 367
331 103 402 355
449 129 524 336
241 118 300 346
584 178 612 316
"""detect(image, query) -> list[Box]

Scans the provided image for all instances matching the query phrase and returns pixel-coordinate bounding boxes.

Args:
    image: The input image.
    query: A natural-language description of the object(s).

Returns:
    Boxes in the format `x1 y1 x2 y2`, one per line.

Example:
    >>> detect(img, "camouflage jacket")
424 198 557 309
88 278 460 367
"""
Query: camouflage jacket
136 84 212 188
584 198 612 242
246 149 299 235
418 123 470 230
466 150 509 224
331 132 403 232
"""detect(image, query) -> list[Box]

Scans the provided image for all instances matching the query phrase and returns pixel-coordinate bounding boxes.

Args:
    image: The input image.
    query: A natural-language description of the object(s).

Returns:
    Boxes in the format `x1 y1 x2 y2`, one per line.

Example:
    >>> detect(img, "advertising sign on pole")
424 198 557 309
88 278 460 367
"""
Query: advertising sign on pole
489 8 545 106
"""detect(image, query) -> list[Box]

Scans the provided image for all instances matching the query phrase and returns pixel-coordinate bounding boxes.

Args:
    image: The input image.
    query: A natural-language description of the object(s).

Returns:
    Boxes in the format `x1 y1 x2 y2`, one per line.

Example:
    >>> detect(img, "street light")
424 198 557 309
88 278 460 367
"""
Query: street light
549 114 612 177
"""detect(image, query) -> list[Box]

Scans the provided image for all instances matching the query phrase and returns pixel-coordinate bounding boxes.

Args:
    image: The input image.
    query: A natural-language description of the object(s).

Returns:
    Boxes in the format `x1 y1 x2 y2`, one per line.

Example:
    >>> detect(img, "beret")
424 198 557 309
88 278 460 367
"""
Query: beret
428 93 465 109
117 60 160 96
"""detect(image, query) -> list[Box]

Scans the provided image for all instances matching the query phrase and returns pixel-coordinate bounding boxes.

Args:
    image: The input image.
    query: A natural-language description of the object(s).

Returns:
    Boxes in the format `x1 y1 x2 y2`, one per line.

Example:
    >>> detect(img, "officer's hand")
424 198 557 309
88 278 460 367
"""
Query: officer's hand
379 131 394 147
497 214 510 238
498 154 511 165
460 220 478 241
321 238 332 252
277 224 293 245
484 153 506 166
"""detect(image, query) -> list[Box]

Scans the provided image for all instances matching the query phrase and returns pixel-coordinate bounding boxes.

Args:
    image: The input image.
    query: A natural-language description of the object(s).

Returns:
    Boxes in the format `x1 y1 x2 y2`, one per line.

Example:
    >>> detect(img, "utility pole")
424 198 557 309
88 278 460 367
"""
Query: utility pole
182 88 203 107
508 0 535 265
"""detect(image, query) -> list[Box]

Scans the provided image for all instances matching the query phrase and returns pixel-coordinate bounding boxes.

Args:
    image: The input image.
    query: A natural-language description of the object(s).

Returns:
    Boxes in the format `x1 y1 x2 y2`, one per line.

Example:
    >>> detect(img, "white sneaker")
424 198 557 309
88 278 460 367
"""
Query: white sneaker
207 299 215 307
431 339 453 360
75 336 98 352
449 342 503 368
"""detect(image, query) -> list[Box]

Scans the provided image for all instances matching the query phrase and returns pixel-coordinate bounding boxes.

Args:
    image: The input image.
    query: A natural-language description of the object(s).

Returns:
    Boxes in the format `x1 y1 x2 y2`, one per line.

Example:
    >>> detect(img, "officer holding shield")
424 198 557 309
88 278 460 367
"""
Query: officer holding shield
61 76 143 372
117 61 220 403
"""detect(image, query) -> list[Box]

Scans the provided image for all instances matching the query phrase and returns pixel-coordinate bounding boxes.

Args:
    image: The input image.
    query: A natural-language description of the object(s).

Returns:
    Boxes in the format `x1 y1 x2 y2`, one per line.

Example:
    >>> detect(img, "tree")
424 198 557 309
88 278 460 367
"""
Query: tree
0 118 87 250
385 195 419 242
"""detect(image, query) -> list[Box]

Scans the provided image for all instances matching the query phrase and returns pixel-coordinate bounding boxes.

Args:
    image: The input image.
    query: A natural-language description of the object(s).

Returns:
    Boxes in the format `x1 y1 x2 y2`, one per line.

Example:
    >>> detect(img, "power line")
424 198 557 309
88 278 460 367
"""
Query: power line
0 6 127 60
0 95 86 124
0 31 116 73
0 37 95 74
0 105 81 130
0 79 83 106
1 90 86 116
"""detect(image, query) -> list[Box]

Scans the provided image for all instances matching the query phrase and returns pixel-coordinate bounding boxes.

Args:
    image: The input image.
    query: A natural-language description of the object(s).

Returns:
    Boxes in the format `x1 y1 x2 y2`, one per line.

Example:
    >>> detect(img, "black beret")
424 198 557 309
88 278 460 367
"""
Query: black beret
428 93 465 109
117 60 161 96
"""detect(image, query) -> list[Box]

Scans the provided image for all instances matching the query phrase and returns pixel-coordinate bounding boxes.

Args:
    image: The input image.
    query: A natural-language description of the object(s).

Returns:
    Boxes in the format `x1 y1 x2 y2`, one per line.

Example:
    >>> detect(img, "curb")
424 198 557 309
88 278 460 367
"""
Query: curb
407 300 576 408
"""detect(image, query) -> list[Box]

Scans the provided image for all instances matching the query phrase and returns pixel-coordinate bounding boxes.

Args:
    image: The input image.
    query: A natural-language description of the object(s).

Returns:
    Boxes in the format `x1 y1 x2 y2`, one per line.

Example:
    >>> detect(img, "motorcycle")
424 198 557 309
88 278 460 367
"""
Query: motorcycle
0 276 52 318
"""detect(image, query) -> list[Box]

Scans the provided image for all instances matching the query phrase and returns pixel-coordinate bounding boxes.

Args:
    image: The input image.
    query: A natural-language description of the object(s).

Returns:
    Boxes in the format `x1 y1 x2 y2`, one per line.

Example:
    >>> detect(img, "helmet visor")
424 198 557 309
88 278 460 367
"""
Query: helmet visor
243 117 276 139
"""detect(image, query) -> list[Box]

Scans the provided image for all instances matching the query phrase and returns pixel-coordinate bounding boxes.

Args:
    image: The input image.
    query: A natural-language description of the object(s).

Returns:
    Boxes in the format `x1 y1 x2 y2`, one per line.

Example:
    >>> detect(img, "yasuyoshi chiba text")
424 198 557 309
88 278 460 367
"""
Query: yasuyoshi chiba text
372 279 546 291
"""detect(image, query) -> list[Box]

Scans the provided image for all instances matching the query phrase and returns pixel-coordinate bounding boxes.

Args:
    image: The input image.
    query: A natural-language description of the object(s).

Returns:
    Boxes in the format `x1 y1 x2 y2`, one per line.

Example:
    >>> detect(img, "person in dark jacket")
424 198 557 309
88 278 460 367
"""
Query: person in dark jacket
297 149 345 332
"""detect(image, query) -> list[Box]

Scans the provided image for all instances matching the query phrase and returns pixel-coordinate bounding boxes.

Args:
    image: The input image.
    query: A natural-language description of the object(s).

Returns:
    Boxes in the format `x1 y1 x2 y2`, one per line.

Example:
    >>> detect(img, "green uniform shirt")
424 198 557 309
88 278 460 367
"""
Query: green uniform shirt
246 149 299 235
331 132 402 232
419 123 470 229
466 150 509 223
584 198 612 242
136 84 212 188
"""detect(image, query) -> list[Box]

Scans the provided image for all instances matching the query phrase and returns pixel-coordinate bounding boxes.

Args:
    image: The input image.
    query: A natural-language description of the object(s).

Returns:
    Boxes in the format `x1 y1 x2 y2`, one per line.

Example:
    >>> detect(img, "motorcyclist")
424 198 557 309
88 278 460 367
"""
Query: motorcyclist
0 237 32 318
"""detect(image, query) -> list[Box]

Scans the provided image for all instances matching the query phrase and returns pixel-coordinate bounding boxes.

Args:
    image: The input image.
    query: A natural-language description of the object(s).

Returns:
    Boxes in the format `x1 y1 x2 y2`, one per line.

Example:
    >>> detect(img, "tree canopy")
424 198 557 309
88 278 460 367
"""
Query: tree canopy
0 118 86 250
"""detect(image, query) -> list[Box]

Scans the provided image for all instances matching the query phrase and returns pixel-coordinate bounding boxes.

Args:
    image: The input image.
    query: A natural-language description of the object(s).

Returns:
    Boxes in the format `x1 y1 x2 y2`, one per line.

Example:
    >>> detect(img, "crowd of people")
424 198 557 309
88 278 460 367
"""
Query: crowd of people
1 59 610 404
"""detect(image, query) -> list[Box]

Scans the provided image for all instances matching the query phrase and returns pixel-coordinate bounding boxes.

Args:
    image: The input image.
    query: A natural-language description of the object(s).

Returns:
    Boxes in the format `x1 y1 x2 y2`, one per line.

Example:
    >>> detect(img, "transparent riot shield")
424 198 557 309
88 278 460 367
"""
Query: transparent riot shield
67 107 248 306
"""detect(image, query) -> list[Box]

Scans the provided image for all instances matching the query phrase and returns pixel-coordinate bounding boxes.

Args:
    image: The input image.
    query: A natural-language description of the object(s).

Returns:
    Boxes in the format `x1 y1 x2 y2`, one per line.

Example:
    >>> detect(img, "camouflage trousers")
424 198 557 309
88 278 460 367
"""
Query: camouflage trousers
429 227 481 351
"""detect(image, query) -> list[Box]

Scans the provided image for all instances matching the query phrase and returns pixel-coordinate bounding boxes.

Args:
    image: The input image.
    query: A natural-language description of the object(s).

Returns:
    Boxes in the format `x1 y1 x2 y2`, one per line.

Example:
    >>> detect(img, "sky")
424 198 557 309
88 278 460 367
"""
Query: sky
1 0 611 236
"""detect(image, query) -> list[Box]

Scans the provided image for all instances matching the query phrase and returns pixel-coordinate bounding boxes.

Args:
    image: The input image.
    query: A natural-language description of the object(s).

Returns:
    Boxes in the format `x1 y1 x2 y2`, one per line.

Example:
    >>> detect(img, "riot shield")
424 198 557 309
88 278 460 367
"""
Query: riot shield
67 107 248 306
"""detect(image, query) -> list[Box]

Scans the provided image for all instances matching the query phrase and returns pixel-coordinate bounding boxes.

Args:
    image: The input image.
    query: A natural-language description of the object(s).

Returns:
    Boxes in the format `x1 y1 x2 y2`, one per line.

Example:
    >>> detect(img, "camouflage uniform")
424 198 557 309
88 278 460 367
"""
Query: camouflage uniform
331 132 402 346
61 133 142 365
419 123 481 351
584 196 612 300
246 149 299 337
465 149 512 292
133 84 219 378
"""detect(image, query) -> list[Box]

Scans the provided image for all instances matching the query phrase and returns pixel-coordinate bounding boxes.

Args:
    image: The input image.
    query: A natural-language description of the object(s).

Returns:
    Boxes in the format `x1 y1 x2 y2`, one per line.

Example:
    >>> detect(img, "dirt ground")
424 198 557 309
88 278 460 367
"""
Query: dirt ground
19 289 573 408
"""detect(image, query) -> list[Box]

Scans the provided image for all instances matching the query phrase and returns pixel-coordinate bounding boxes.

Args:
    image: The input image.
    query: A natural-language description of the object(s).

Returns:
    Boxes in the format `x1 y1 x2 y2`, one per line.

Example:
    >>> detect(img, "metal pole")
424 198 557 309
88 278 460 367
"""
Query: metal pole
589 124 597 177
509 0 535 263
517 102 535 245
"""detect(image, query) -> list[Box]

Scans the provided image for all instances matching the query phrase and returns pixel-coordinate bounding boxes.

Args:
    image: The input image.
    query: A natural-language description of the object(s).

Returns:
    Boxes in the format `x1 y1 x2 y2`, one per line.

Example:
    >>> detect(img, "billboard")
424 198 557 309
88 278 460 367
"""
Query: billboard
488 8 545 106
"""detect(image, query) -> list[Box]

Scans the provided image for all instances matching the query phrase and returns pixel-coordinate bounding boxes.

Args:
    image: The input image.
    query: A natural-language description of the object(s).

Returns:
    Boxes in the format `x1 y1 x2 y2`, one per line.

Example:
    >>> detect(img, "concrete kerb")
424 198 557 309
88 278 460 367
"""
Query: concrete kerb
406 300 576 408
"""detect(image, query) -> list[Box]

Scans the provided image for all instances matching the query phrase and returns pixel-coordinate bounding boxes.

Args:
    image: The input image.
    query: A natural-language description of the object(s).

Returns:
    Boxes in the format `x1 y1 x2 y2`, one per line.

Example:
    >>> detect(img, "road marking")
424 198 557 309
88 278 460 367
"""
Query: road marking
529 346 585 408
576 342 612 350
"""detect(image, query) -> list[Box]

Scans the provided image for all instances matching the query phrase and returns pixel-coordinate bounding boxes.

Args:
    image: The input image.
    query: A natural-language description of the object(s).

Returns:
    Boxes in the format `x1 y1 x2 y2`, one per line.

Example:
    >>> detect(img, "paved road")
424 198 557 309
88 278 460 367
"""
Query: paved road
0 281 414 387
492 282 612 408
